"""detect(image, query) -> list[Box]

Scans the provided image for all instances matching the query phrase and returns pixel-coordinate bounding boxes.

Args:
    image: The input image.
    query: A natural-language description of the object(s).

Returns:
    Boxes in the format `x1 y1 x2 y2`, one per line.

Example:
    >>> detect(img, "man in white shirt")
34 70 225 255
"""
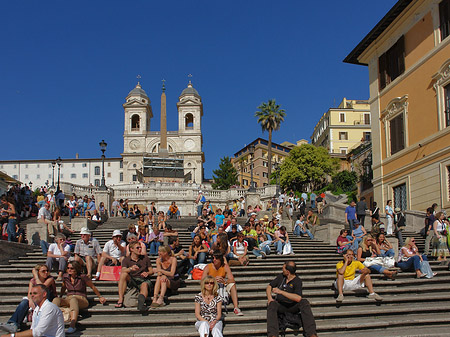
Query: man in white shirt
37 204 57 236
74 228 102 279
0 284 65 337
46 234 71 281
94 230 126 280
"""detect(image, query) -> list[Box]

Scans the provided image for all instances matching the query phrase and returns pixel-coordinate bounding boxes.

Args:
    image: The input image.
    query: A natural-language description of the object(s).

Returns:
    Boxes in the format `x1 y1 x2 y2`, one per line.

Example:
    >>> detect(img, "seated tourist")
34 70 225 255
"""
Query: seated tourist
214 208 225 229
151 246 180 308
116 241 153 311
398 237 435 278
227 224 239 242
266 261 318 337
225 218 242 233
265 220 277 242
357 236 397 279
37 203 58 237
54 261 106 334
122 223 138 241
138 225 150 248
91 209 102 226
195 276 223 337
198 208 213 227
168 236 189 276
371 217 385 236
374 232 395 257
202 251 243 316
0 264 56 334
74 228 102 279
126 234 148 256
94 230 126 280
163 224 179 244
335 249 382 303
294 214 314 240
148 226 164 256
46 234 71 281
242 222 258 251
187 235 209 280
351 219 367 251
167 201 181 219
274 226 291 255
232 232 249 266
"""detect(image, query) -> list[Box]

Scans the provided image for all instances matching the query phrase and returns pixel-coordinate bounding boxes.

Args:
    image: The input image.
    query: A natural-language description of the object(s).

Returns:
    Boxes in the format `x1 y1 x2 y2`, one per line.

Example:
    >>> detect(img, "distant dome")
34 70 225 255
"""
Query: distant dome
180 82 200 98
128 83 148 98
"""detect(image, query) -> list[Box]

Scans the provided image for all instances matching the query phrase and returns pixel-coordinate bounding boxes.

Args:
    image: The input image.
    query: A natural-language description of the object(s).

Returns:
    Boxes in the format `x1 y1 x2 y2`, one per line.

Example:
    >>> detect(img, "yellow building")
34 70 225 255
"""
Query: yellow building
345 0 450 211
311 98 371 157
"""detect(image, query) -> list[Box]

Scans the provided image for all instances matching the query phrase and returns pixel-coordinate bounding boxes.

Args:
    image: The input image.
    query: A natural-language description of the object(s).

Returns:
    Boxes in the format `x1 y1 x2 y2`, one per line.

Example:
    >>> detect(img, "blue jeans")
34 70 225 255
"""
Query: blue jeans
8 298 29 328
369 264 386 274
398 255 427 272
149 241 162 255
188 252 207 274
168 210 180 218
350 236 362 252
41 240 49 255
7 218 17 242
260 241 271 255
197 205 203 217
348 219 357 235
380 249 395 257
311 200 316 209
275 241 285 254
69 208 76 222
266 233 273 242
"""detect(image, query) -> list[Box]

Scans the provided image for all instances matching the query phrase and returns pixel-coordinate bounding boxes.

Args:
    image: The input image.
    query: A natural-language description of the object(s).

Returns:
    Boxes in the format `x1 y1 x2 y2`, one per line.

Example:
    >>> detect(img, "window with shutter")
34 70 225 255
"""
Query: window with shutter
378 36 405 90
445 83 450 127
390 114 405 155
440 0 450 41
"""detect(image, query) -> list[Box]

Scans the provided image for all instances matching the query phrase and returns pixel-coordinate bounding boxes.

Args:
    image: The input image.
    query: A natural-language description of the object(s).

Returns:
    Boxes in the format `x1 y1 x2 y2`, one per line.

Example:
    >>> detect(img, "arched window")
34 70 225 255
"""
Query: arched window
185 113 194 129
94 166 100 175
131 114 140 130
94 179 100 187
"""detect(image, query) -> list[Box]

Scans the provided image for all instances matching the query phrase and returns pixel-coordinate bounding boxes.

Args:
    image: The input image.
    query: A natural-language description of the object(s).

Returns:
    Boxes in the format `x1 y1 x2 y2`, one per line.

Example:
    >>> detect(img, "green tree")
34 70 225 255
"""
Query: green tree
279 144 339 191
255 99 286 179
212 156 238 190
331 170 358 193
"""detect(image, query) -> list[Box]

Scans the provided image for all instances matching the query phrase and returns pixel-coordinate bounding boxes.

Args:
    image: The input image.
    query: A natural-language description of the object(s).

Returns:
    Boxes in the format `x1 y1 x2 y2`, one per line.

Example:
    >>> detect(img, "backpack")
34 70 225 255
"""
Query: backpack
278 311 302 335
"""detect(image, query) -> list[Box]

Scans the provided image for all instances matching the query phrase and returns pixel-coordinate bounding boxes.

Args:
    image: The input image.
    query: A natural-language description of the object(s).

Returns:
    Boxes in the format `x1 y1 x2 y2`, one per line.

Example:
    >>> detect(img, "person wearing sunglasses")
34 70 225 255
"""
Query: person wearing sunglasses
53 260 106 334
0 264 56 334
398 237 435 278
117 241 153 311
195 276 223 337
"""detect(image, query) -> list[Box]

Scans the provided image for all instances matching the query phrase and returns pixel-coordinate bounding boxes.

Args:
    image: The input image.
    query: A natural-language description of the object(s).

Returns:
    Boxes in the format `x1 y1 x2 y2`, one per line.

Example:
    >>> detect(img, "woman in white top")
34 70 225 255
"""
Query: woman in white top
432 211 450 261
384 200 394 235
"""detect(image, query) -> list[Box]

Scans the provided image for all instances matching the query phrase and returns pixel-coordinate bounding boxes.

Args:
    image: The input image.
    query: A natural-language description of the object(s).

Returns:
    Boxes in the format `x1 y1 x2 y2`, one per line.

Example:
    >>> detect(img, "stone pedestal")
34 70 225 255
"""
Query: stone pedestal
314 223 344 246
245 192 261 211
71 218 98 232
26 223 49 246
94 190 112 216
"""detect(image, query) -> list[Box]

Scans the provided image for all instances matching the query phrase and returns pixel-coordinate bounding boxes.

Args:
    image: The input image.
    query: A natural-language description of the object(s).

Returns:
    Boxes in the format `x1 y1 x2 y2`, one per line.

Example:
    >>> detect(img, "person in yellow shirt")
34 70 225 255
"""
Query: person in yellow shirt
335 249 382 303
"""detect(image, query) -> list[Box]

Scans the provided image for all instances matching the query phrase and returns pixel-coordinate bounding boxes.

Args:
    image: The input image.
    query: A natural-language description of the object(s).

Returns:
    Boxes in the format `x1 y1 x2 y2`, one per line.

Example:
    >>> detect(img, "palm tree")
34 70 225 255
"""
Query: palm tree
255 99 286 179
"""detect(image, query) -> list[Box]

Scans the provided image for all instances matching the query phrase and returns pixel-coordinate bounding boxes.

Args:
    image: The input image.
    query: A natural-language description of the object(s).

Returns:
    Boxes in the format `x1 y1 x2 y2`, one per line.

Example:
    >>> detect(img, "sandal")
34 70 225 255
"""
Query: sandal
115 302 124 308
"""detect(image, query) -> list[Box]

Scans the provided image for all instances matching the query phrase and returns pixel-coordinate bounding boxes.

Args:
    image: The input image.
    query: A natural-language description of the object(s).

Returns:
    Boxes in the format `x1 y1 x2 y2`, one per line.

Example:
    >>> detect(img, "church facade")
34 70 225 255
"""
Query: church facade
0 81 205 187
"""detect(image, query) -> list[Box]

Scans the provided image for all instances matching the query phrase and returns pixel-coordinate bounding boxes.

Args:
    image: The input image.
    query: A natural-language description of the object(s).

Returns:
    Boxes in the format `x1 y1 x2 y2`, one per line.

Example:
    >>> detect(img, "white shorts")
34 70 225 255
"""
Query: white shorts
335 275 365 291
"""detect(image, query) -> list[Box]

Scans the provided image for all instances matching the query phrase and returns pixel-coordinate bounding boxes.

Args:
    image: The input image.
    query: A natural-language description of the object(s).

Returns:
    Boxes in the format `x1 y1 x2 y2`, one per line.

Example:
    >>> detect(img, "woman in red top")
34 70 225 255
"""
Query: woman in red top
53 261 106 334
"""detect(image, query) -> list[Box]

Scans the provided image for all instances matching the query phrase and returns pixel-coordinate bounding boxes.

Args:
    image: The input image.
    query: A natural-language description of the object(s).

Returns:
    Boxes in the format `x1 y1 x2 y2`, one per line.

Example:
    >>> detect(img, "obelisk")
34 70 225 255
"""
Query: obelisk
159 80 168 157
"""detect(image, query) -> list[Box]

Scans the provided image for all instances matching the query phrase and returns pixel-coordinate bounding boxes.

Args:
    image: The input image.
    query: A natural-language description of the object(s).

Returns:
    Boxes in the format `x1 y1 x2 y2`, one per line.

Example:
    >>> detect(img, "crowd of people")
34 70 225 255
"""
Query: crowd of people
3 183 449 337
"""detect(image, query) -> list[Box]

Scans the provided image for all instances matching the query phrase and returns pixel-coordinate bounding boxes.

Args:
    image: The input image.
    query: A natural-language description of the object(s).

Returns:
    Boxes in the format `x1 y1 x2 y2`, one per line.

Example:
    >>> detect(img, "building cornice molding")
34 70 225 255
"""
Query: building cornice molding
380 95 409 122
432 58 450 89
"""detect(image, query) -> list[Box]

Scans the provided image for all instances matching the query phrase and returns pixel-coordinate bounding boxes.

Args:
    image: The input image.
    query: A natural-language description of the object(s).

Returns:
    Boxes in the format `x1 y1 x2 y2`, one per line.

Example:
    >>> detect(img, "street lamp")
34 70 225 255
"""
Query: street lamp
56 157 62 191
248 144 256 192
192 167 196 184
99 140 107 190
50 160 56 189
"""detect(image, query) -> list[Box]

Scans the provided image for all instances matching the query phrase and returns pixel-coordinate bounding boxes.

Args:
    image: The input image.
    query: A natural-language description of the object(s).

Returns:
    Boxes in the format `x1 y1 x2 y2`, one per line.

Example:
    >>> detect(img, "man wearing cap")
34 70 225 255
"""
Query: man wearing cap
94 230 126 280
74 228 102 279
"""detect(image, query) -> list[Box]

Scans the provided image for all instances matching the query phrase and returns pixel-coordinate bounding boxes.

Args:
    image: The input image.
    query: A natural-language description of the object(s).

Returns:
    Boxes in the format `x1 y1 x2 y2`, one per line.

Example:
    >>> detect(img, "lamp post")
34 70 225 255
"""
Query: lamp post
56 157 62 191
248 144 256 192
50 160 56 189
192 167 196 184
99 140 107 190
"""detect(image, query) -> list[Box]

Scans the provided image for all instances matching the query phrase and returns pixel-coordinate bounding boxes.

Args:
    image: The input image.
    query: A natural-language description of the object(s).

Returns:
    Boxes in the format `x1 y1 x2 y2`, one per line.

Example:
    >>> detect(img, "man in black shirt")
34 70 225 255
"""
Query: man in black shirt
266 261 317 337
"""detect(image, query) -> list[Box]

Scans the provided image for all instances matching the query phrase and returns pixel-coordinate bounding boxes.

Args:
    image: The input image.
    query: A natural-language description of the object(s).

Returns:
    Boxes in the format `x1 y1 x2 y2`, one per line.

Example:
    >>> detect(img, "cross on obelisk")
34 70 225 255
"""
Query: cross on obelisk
188 74 192 84
162 79 166 92
136 74 141 85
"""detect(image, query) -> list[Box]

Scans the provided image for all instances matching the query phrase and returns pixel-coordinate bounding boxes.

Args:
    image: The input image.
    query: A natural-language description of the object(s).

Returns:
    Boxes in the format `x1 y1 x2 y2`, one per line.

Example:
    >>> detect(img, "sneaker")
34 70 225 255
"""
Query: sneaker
260 251 266 259
187 274 192 280
67 327 77 334
336 294 344 303
233 308 244 316
256 255 262 259
0 322 18 333
368 293 383 301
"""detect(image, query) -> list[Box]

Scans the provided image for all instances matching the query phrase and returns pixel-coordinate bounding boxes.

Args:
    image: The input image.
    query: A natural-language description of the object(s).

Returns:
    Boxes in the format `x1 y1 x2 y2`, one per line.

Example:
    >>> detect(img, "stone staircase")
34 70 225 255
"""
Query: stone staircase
2 216 450 336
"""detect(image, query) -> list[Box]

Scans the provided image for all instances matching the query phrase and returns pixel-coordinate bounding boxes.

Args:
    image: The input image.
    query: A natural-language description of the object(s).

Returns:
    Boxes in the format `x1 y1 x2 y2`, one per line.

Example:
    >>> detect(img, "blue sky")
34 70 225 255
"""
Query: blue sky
0 0 397 178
